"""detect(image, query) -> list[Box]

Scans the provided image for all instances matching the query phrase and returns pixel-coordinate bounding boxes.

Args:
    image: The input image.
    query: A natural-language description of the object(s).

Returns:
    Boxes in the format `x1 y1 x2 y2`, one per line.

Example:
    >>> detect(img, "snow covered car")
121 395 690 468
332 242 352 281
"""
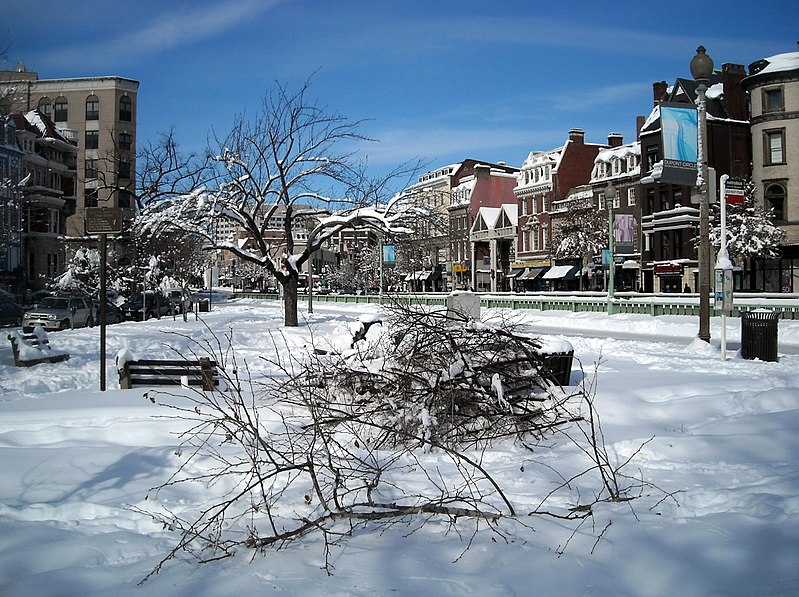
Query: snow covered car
22 296 94 333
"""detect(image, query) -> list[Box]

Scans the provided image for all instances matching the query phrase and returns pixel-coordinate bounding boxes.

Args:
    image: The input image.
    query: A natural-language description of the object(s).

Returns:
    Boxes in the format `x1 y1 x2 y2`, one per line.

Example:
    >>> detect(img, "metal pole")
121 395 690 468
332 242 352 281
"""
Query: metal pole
99 233 107 391
697 80 711 343
719 174 729 361
606 187 616 314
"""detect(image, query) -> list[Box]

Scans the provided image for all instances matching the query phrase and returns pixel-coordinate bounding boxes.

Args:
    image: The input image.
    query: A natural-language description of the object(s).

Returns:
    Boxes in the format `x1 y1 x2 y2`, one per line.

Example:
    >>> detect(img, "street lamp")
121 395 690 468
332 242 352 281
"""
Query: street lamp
691 45 714 343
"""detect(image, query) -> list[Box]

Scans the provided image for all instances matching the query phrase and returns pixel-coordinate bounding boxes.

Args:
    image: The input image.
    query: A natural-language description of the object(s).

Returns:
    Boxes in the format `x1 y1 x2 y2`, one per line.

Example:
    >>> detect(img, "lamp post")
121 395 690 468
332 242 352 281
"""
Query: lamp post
605 186 617 314
691 45 714 343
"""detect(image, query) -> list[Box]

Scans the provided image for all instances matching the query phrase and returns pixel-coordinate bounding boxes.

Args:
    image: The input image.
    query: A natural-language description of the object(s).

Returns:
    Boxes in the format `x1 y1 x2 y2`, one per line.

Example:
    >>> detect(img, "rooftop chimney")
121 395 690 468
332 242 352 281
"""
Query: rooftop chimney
722 63 747 120
608 132 624 147
568 128 585 143
653 81 667 105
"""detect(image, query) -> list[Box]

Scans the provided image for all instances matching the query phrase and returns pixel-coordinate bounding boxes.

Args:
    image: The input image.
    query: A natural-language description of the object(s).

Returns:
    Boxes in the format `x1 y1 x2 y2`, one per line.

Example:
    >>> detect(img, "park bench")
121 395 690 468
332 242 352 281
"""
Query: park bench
7 328 70 367
118 356 220 391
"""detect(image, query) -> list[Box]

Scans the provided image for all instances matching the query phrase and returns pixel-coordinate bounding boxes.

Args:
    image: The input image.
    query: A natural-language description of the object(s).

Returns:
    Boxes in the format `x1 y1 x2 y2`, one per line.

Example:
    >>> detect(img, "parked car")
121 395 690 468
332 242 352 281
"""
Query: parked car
0 301 24 327
167 289 193 314
122 291 169 321
22 296 94 333
93 299 125 324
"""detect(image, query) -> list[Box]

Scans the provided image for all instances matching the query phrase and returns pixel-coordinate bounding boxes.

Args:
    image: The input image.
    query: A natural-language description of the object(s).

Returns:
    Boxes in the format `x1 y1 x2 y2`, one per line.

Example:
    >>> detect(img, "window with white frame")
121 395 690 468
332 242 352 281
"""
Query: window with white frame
627 187 636 206
764 129 785 165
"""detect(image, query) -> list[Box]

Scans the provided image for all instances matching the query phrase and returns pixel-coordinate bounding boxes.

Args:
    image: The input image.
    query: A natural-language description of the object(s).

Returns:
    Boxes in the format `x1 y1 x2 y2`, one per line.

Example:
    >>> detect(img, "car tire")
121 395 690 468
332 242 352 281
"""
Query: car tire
85 317 92 328
60 320 70 331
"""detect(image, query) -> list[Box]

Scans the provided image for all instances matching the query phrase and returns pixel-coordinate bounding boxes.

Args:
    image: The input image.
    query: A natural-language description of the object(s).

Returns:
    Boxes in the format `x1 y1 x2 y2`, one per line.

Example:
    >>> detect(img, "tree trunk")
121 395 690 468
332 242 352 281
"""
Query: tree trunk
283 275 299 327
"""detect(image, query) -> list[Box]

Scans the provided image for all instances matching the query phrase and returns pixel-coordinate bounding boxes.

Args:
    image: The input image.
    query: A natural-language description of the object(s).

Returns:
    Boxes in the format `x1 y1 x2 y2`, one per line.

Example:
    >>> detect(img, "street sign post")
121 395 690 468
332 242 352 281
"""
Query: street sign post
84 207 124 391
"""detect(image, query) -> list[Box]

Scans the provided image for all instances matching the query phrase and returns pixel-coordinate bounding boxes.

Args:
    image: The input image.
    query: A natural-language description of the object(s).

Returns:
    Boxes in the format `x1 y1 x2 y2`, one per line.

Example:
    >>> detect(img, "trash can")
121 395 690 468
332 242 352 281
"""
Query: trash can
538 338 574 386
740 309 779 362
198 299 210 313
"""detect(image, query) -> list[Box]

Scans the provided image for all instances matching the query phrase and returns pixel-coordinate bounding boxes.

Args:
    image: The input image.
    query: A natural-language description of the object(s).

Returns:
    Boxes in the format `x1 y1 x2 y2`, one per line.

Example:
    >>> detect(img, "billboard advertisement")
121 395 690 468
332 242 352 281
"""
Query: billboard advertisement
659 102 698 186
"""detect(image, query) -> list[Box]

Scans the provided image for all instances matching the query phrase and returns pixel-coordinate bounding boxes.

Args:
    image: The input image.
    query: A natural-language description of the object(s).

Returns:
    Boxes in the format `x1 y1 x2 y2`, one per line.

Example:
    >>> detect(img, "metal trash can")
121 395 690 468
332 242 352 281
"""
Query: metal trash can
740 309 779 362
538 339 574 386
198 299 210 313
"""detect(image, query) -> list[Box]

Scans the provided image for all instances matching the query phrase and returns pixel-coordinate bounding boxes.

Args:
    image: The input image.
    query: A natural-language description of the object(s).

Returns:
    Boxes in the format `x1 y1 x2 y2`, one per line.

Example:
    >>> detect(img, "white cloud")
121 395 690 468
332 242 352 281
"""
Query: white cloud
35 0 285 70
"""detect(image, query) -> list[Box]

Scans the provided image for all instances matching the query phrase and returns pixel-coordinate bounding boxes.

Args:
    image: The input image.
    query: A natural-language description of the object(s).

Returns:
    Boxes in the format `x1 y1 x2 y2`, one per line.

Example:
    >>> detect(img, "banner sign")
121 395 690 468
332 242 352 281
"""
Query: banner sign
659 103 699 186
382 244 396 264
614 213 635 253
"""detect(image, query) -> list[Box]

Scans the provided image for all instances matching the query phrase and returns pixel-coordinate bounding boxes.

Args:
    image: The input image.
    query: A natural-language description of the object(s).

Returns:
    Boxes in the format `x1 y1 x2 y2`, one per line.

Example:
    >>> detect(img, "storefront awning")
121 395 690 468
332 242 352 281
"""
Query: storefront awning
542 265 578 280
520 267 548 280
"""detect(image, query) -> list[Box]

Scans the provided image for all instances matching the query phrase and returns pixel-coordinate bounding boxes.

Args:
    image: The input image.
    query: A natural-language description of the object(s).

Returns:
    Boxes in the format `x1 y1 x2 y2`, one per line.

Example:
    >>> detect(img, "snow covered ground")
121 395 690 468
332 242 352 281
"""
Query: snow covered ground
1 298 797 596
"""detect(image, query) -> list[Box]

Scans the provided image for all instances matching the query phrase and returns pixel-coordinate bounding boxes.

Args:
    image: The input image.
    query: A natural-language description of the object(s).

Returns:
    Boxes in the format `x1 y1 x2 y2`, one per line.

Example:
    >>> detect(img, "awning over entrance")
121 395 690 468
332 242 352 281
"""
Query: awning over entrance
542 265 578 280
519 267 548 280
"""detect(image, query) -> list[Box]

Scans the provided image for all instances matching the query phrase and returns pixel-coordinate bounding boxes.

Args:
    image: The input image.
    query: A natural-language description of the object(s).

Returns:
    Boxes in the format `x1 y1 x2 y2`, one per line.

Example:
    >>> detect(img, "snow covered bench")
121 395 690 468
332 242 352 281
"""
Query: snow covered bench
7 328 70 367
118 357 220 391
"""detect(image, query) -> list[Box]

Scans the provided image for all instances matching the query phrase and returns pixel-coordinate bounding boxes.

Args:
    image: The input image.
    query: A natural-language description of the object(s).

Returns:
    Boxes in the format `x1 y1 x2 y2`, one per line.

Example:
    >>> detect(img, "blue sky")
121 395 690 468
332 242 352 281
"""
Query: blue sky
4 0 797 185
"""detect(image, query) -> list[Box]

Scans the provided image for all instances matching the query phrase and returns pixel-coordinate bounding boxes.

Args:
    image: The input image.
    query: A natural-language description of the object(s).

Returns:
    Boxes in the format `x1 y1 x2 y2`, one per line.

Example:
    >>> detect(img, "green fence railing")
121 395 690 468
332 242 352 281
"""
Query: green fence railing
233 291 799 320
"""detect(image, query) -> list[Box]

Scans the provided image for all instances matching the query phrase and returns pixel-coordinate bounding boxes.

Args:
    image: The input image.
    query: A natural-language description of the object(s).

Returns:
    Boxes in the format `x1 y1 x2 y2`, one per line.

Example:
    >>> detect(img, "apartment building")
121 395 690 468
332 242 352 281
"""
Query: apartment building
0 64 139 242
514 129 607 290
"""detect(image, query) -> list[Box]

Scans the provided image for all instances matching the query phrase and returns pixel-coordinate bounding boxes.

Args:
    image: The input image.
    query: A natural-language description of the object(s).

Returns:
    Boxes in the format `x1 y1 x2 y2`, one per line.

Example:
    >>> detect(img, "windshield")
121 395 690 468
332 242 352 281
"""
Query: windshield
38 298 70 310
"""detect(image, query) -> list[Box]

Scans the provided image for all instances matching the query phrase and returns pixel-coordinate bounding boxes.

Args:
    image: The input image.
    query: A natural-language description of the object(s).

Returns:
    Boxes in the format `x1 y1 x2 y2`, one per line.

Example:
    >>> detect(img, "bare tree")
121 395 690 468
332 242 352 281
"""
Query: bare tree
136 80 421 326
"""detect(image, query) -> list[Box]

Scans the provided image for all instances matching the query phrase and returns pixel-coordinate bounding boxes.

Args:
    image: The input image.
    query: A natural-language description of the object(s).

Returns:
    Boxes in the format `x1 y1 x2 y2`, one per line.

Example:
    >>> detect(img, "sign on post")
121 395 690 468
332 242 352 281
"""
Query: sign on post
85 207 124 234
725 178 746 204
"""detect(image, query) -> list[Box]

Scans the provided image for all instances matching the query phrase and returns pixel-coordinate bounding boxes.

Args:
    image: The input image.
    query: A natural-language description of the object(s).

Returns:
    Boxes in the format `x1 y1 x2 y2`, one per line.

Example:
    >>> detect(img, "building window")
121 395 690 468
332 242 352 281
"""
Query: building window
660 189 671 211
764 183 786 220
85 188 98 208
660 232 671 260
627 187 636 206
85 159 98 179
85 96 99 120
48 208 59 234
763 87 784 113
47 253 58 279
119 96 132 122
646 188 655 215
37 98 51 119
118 160 131 180
531 226 539 252
85 130 99 150
646 145 660 171
764 129 785 165
119 131 132 151
54 98 68 122
118 189 132 209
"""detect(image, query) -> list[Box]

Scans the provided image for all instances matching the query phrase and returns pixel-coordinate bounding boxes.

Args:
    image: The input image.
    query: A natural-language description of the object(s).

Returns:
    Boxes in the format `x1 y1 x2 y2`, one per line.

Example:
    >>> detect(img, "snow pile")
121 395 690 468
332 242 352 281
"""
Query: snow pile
0 298 797 595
